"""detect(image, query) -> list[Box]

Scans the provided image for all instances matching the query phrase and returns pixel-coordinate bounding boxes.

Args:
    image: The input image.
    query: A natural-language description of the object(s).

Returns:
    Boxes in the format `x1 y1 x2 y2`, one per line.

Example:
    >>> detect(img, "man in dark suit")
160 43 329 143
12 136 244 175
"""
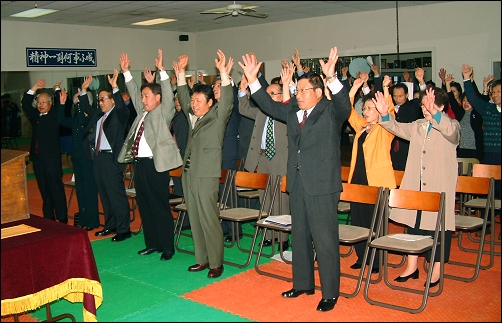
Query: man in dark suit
239 47 351 312
21 79 68 224
118 50 183 261
175 50 234 279
390 69 426 170
80 71 131 242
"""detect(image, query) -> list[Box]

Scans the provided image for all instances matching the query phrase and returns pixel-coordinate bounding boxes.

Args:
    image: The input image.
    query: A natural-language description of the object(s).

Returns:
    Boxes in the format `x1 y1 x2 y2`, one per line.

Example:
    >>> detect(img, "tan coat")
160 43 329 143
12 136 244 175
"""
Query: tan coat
379 113 460 231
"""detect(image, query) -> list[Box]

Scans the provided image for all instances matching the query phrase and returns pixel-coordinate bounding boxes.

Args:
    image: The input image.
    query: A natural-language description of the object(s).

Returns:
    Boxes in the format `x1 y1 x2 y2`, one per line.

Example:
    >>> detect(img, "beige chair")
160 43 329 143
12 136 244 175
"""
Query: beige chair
219 169 272 268
363 188 446 314
445 175 495 282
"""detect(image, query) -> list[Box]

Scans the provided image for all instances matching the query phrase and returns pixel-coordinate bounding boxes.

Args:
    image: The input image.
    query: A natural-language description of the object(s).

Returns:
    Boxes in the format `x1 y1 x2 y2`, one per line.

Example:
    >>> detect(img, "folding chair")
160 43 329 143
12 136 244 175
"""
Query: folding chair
219 169 272 268
338 166 351 225
123 163 135 189
338 183 384 298
445 175 495 282
174 169 231 255
363 188 446 314
463 164 501 249
254 175 292 281
64 174 76 214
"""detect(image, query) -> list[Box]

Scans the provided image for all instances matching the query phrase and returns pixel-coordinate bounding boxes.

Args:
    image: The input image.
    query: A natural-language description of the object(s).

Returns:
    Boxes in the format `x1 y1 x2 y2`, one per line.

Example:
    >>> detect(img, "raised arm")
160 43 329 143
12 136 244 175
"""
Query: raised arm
79 75 93 115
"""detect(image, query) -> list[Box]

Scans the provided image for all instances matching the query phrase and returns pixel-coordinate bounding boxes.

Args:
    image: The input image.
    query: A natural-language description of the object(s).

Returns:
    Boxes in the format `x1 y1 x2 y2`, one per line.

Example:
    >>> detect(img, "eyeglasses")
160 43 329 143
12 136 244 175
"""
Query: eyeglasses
293 87 314 96
98 97 109 103
267 92 283 96
361 106 377 112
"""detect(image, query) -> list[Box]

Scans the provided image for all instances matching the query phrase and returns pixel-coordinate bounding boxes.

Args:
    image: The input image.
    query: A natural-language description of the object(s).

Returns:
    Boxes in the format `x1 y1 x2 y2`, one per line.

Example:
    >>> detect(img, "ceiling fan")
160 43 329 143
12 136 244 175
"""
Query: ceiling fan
201 2 268 20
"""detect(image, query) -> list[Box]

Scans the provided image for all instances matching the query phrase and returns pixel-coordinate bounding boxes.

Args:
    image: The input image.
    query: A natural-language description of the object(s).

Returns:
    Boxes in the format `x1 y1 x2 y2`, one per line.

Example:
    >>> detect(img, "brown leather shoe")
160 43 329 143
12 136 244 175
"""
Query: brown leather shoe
207 265 224 278
188 263 209 272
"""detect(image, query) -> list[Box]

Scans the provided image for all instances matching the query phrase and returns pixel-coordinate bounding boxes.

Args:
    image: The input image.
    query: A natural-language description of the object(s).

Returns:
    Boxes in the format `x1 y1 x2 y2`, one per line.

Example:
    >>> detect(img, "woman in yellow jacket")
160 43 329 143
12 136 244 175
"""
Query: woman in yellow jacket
346 73 396 273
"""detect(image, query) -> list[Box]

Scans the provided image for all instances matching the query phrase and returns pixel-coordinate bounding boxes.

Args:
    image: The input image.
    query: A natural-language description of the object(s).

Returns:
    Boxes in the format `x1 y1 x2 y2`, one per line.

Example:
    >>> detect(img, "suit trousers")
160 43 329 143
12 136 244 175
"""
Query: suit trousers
289 173 340 300
134 158 175 253
73 155 100 229
33 156 68 223
93 152 130 234
182 169 223 268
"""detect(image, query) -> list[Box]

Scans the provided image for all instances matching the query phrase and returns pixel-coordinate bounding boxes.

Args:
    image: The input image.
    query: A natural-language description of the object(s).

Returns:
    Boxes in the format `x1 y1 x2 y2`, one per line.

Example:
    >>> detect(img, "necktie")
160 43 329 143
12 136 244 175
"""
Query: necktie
131 120 145 157
265 118 275 160
299 110 308 129
95 114 107 155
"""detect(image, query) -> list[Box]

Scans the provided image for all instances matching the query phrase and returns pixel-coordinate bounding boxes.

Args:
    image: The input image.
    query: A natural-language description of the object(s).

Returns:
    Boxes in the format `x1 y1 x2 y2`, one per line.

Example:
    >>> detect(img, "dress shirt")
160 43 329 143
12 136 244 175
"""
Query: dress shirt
134 111 153 158
261 116 275 150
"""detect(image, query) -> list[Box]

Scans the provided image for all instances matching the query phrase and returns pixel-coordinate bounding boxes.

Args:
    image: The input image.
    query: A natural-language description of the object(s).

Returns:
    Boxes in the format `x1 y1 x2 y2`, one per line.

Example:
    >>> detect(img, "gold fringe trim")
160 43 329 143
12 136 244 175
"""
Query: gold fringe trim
1 278 103 321
83 307 98 322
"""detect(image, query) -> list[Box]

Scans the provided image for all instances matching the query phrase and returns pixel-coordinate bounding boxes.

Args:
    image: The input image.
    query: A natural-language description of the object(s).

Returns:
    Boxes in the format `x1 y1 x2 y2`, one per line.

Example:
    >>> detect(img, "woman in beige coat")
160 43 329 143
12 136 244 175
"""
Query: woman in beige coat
378 87 460 287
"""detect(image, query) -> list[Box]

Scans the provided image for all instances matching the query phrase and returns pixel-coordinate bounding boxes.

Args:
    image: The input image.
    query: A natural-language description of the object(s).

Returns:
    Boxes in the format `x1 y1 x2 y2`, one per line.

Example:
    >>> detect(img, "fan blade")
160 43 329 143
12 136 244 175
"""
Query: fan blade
213 12 232 20
201 7 229 14
241 10 268 18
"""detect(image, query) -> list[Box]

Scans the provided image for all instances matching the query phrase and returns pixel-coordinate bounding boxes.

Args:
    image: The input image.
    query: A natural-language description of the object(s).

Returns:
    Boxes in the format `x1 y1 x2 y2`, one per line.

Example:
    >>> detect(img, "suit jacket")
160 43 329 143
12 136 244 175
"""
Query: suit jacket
21 91 61 162
171 110 189 159
81 90 129 164
177 83 234 177
251 86 351 195
221 84 241 169
238 94 288 175
118 75 183 172
390 98 422 170
57 99 92 162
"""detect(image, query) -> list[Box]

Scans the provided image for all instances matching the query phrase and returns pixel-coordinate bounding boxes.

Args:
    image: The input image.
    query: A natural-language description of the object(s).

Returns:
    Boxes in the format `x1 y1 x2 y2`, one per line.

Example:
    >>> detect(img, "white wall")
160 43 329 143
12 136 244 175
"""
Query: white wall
1 1 500 90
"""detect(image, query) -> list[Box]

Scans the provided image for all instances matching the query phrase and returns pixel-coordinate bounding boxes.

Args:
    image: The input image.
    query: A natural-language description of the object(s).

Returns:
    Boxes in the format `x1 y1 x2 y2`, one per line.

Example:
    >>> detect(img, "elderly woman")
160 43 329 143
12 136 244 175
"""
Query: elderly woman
346 73 396 273
378 87 460 287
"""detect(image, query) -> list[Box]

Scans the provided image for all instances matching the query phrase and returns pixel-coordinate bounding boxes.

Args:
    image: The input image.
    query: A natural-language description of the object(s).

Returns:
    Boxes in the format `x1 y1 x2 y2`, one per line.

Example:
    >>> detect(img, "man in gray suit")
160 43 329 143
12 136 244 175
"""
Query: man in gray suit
175 50 234 279
238 74 290 250
118 50 183 261
239 47 351 312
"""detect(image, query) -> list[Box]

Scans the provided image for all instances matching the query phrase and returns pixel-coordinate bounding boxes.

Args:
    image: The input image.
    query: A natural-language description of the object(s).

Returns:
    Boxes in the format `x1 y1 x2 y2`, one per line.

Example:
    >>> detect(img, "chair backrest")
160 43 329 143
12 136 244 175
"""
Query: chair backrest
456 175 490 196
169 166 183 178
394 170 405 188
457 157 480 176
340 183 382 205
388 189 443 213
341 166 350 182
472 164 501 180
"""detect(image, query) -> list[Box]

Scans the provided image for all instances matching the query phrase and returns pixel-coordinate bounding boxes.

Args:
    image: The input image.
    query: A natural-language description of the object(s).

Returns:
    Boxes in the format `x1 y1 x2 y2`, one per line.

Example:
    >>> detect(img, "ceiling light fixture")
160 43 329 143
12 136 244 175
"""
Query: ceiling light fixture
11 8 59 18
132 18 177 26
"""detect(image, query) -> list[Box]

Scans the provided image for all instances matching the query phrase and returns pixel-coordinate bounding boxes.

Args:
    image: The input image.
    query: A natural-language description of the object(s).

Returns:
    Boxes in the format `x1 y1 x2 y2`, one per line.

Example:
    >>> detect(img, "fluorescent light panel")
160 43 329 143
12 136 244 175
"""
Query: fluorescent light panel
132 18 177 26
11 8 59 18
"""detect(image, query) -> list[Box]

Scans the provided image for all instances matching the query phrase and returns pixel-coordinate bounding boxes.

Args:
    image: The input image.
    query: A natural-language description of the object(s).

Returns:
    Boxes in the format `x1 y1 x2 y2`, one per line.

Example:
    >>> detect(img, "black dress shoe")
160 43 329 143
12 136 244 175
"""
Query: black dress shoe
95 229 116 237
394 268 419 282
188 263 209 272
207 265 224 278
86 227 97 231
350 262 362 270
111 231 132 242
160 251 175 261
138 248 162 255
424 279 440 288
282 288 315 298
278 240 289 251
316 298 338 312
224 234 243 242
262 239 273 247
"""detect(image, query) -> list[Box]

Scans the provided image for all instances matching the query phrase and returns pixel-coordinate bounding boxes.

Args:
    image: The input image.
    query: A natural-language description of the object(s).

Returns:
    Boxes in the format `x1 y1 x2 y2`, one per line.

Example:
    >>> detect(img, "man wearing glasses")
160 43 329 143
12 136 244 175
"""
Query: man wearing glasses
239 46 351 312
238 75 290 251
81 71 132 242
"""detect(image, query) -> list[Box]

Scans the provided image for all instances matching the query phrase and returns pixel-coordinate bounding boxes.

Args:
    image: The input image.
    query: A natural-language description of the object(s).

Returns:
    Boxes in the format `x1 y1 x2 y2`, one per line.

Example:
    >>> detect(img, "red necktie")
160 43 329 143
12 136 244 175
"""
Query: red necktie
299 110 308 129
131 120 145 157
393 139 400 152
95 114 107 155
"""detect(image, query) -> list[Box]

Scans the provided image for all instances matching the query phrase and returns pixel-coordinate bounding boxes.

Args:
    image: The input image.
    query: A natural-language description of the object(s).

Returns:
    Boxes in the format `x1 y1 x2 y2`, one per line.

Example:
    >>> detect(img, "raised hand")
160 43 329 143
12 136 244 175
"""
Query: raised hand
403 70 412 83
280 61 294 86
107 69 119 88
120 53 130 72
238 52 262 84
281 60 289 69
31 79 46 92
303 66 311 73
438 68 446 83
225 56 234 75
81 75 92 92
53 80 63 90
415 67 425 83
382 75 392 88
59 89 67 105
177 55 189 73
240 74 249 91
214 49 227 74
422 87 438 121
461 64 473 80
188 75 195 88
155 49 163 70
370 64 380 76
445 74 454 85
319 46 338 81
292 48 304 73
483 74 494 90
171 72 177 86
144 67 156 83
197 71 205 84
172 61 180 76
374 90 389 116
349 74 365 98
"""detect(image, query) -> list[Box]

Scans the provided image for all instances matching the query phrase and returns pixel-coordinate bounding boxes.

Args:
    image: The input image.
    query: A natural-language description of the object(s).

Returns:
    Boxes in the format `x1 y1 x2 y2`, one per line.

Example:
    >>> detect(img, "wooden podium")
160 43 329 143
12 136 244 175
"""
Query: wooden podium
1 149 30 224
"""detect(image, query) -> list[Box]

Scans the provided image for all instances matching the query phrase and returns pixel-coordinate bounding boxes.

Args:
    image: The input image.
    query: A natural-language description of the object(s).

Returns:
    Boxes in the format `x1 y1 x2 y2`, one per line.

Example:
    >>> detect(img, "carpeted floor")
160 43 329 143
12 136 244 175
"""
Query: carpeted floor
2 145 501 322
